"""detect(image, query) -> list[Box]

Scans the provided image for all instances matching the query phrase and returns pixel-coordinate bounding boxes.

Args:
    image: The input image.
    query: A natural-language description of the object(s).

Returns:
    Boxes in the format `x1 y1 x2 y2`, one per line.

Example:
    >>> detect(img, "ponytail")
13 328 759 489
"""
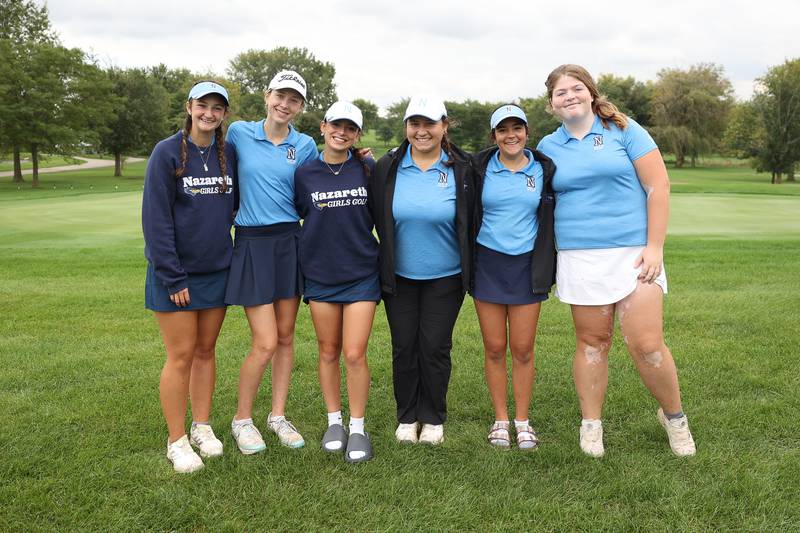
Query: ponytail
440 118 455 168
349 146 371 177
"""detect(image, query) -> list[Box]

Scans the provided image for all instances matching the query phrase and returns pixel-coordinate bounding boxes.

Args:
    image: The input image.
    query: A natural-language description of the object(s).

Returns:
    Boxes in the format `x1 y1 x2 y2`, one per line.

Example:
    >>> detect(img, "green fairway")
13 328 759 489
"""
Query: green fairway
1 162 799 531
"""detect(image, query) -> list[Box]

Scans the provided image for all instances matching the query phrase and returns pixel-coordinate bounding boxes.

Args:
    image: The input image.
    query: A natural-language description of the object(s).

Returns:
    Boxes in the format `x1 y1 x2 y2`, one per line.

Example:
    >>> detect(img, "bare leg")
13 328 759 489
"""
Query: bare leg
156 311 199 442
571 304 615 420
270 296 300 416
475 299 510 421
507 303 541 422
341 301 377 419
188 307 226 422
235 304 277 420
309 301 344 414
618 282 682 413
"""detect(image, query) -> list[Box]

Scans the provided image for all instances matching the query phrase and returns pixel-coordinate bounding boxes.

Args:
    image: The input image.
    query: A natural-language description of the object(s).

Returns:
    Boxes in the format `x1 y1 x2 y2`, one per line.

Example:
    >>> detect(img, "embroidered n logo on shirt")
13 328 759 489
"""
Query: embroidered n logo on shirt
593 135 604 151
286 147 297 163
526 176 536 191
437 171 448 188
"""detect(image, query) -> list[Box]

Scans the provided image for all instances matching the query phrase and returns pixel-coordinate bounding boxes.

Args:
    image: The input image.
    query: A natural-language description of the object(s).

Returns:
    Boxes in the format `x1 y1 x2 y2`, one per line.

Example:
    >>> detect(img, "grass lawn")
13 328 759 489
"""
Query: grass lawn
1 161 798 531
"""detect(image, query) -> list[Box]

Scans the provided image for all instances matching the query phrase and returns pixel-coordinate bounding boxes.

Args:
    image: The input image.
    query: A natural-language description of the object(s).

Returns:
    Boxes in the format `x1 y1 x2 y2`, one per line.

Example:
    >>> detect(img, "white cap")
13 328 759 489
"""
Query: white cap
188 81 229 105
404 94 447 121
324 101 363 130
490 104 527 129
268 70 307 100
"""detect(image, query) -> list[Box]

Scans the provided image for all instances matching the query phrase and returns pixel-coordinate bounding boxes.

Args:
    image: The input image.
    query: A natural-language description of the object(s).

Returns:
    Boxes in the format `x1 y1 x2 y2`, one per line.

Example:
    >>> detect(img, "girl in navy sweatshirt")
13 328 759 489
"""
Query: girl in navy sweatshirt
142 81 236 473
294 101 379 463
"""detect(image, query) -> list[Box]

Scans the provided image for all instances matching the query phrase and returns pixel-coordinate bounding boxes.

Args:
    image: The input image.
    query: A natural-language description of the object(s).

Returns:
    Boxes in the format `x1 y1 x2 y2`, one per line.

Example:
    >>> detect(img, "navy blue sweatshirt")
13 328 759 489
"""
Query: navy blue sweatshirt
142 131 237 293
294 155 379 285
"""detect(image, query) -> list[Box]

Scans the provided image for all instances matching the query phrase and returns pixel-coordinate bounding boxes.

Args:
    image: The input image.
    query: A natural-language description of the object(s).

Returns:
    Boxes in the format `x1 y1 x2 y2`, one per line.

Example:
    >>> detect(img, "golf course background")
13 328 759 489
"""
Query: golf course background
1 160 798 531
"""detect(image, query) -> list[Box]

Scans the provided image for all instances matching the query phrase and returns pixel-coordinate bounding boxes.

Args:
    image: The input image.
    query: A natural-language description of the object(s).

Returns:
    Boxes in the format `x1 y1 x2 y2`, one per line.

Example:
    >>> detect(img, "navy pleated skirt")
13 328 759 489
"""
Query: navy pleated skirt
145 263 228 312
225 223 302 307
473 243 548 305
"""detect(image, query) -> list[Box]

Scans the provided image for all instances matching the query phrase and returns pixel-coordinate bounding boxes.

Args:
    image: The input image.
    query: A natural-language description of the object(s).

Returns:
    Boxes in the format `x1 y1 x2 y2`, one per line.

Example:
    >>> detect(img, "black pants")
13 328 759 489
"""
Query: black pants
383 274 465 425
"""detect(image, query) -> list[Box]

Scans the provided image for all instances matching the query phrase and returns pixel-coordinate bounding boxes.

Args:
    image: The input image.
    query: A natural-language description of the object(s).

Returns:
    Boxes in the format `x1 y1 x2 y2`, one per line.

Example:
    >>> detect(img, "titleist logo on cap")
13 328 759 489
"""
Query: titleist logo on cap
279 73 306 89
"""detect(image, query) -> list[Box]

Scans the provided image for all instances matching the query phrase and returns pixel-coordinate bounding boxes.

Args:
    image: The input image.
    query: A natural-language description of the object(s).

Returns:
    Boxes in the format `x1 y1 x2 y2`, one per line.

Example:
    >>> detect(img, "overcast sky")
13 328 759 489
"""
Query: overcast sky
46 0 799 112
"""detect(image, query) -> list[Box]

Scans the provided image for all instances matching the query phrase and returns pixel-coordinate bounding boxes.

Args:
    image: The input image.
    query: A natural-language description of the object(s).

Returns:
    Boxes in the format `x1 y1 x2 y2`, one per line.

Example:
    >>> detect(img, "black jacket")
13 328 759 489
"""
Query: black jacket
472 146 557 295
372 139 475 295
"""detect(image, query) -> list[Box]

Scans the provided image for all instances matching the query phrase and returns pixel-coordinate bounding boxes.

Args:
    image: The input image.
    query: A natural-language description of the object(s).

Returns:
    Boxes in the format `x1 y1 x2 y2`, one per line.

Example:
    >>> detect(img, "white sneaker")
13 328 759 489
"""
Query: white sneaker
166 435 204 473
419 424 444 445
267 413 305 448
231 419 267 455
190 423 223 458
395 422 419 443
657 409 696 456
580 419 605 457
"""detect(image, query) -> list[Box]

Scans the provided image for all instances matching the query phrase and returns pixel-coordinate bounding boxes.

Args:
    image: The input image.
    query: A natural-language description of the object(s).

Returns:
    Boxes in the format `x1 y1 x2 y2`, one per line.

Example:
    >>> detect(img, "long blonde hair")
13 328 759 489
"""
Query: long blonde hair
545 64 628 130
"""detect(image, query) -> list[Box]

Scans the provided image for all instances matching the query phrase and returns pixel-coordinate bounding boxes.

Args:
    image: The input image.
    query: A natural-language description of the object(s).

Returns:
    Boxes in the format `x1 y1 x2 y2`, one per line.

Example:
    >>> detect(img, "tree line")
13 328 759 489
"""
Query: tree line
2 0 798 185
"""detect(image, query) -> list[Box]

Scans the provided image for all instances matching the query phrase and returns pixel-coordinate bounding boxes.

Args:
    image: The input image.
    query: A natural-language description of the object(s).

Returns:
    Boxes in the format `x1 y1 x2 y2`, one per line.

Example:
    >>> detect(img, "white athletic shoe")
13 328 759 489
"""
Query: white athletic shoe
166 435 204 473
580 420 605 458
267 414 305 448
395 422 419 443
418 424 444 445
657 409 696 457
231 419 267 455
190 423 223 458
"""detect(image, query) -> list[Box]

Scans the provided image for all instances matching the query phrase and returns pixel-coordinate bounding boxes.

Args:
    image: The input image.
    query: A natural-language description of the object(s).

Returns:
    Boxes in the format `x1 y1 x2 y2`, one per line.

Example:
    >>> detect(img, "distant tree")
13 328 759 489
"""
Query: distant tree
351 98 379 131
375 117 396 148
517 95 560 146
148 64 196 131
723 101 764 160
385 98 410 143
294 110 324 145
19 45 115 186
100 68 170 176
597 74 652 126
0 0 55 44
227 47 336 113
650 63 734 167
446 100 497 152
0 0 56 182
752 59 800 183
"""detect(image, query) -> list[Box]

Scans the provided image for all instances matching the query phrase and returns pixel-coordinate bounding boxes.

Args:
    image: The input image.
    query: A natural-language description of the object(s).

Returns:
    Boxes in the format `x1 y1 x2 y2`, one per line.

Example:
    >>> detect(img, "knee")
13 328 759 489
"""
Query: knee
249 341 277 364
629 338 666 367
165 346 195 372
194 343 215 362
277 332 294 350
483 340 507 362
318 341 341 365
343 348 367 369
510 343 533 365
577 338 610 366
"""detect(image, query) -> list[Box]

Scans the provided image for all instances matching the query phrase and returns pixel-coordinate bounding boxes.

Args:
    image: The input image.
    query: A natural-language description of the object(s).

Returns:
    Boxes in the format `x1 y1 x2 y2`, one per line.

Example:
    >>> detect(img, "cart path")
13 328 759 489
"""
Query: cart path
0 157 145 178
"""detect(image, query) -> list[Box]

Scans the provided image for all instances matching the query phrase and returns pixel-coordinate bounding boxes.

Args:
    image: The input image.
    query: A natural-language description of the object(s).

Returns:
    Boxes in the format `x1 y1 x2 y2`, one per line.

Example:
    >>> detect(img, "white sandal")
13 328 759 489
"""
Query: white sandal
488 421 511 449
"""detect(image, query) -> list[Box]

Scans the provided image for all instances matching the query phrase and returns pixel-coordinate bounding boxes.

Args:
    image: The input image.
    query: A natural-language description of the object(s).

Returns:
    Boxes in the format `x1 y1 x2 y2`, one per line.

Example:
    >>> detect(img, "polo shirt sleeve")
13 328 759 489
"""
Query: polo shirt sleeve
297 135 319 165
225 121 244 149
623 119 658 161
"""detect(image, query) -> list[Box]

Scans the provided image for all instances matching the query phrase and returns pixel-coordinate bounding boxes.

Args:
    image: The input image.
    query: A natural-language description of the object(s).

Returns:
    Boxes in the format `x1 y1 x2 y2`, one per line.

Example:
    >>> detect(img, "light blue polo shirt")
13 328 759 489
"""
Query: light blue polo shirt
477 149 544 255
537 115 657 250
227 120 318 226
392 149 460 280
